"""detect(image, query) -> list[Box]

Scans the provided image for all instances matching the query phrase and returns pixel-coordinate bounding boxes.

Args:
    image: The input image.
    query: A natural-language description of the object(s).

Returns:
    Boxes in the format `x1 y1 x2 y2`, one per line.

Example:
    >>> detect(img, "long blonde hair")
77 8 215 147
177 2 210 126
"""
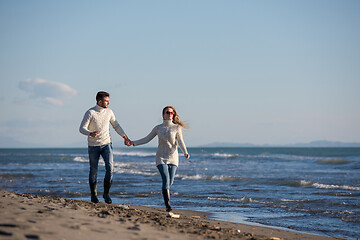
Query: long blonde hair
162 106 187 128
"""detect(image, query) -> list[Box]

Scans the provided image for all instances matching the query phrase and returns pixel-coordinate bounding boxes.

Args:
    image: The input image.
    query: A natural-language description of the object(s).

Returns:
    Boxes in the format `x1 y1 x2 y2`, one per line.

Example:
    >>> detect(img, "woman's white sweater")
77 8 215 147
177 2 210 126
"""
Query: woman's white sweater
133 120 188 167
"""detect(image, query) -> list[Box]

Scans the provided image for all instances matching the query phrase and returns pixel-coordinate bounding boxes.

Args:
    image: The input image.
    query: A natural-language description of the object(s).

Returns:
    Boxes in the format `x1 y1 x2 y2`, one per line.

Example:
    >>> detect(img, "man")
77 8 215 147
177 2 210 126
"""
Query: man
80 91 131 204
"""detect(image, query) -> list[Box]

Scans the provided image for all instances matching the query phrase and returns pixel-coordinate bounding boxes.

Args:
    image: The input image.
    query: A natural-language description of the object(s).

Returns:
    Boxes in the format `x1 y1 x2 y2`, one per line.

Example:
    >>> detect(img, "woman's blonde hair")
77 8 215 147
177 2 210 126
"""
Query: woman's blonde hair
162 106 187 128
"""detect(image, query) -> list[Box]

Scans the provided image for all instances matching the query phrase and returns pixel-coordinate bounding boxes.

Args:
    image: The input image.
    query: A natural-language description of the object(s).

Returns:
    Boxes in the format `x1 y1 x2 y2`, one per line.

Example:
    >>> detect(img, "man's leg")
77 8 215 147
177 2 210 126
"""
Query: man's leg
88 146 101 203
101 143 113 204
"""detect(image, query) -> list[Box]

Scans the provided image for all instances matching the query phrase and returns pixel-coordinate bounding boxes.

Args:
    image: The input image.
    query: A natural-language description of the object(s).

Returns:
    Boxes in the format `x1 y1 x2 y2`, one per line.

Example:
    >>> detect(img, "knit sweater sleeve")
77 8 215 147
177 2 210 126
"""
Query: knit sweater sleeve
176 127 188 155
79 110 92 136
109 110 126 138
133 126 157 146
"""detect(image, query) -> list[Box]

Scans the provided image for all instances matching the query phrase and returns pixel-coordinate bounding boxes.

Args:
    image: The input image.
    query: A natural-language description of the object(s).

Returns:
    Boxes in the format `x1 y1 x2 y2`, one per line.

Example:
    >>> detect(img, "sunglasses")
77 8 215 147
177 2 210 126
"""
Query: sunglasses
166 111 174 115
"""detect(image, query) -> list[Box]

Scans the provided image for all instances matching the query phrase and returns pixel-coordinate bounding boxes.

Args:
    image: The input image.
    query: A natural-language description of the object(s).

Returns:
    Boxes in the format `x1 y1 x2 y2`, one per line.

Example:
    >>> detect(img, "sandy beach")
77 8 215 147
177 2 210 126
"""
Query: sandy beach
0 190 340 240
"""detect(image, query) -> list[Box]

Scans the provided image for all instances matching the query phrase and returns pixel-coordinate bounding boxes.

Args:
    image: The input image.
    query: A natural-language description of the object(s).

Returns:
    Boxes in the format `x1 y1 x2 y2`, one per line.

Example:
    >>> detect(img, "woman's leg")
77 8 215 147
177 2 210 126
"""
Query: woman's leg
168 164 178 187
157 164 170 189
157 164 172 211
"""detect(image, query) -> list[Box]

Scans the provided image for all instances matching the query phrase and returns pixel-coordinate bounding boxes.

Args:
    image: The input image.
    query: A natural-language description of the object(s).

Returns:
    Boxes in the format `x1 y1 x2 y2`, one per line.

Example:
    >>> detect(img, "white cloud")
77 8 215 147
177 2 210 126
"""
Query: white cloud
19 78 78 106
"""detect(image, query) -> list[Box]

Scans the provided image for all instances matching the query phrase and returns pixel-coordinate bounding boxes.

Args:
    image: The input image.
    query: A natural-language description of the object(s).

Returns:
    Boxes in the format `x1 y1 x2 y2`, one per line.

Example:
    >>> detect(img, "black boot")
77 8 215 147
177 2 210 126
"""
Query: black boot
89 182 99 203
162 189 172 212
103 180 112 204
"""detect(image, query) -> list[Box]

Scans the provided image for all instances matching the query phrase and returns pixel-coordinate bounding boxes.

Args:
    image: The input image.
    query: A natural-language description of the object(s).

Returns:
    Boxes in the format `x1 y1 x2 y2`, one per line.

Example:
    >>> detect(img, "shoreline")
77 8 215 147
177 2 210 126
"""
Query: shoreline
0 190 341 240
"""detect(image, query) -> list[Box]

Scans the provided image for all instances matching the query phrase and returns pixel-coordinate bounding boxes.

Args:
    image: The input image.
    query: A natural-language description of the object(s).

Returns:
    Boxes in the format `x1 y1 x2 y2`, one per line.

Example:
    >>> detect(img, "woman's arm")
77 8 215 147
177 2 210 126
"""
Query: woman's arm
176 127 190 159
132 126 157 146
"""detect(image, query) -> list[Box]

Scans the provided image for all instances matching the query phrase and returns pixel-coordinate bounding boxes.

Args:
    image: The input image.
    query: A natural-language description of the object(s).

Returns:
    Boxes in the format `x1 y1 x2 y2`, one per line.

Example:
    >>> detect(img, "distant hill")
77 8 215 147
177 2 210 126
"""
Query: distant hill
285 140 360 147
200 140 360 148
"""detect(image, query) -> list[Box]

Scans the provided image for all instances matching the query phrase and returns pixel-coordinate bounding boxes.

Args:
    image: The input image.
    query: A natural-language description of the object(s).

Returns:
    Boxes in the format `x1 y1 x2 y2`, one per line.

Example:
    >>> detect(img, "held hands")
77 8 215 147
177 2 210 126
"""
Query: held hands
123 136 133 147
89 132 134 146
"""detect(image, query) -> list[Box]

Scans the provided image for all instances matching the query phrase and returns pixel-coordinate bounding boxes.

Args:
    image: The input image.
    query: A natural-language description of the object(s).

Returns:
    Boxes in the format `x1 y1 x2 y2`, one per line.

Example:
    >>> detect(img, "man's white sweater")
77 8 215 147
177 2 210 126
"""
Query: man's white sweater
133 120 188 167
79 105 126 146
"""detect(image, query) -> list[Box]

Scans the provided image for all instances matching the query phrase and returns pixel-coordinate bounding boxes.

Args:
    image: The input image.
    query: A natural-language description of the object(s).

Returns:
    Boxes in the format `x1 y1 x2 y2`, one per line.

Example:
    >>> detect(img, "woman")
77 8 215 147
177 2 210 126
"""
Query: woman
131 106 190 213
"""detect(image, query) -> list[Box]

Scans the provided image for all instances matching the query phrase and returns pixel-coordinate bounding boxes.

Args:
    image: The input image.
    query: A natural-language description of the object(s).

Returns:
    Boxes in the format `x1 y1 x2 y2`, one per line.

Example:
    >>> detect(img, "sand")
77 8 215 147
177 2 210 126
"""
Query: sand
0 190 340 240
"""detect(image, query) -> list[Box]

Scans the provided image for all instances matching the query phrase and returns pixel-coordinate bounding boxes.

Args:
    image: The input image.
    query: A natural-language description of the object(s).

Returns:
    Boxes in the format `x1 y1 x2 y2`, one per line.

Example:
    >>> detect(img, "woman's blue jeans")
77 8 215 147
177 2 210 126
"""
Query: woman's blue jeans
88 143 113 184
157 164 177 189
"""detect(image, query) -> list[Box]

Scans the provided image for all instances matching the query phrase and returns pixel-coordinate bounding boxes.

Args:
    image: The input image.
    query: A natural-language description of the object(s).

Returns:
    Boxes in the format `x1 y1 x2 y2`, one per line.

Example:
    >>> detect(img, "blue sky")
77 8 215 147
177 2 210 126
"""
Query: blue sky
0 0 359 148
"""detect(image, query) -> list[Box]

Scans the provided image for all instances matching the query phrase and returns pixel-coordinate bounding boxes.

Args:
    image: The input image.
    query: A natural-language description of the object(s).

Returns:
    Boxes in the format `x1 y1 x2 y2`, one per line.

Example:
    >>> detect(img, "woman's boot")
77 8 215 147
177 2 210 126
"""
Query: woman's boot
162 189 172 212
103 180 112 204
89 182 99 203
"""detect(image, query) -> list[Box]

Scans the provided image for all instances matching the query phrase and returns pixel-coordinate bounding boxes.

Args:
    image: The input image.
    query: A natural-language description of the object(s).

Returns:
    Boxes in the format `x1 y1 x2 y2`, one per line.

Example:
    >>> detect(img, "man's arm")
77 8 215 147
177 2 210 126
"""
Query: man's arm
109 110 127 138
79 111 92 136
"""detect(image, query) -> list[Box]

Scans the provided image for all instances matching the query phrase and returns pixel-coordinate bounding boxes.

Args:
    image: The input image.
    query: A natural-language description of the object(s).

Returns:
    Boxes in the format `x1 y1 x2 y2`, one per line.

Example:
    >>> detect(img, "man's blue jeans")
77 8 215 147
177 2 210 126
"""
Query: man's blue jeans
157 164 177 189
88 143 113 184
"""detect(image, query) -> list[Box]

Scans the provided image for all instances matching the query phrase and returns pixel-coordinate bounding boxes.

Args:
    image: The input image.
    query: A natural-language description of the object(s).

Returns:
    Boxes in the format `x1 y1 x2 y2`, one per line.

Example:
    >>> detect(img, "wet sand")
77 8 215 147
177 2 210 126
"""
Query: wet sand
0 190 340 240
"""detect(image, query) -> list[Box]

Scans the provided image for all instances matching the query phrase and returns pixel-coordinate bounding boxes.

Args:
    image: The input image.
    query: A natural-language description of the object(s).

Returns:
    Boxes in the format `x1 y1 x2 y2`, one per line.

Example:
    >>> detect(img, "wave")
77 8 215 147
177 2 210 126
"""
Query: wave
208 196 257 203
73 157 136 172
280 198 301 202
201 152 329 162
203 152 277 160
313 183 360 191
180 174 250 182
314 192 360 197
113 167 158 176
298 180 315 187
113 151 318 162
316 158 352 164
209 196 359 213
72 154 157 177
113 150 155 158
73 156 88 162
72 150 156 162
254 153 356 163
209 153 240 159
291 180 360 191
109 169 251 181
207 196 269 205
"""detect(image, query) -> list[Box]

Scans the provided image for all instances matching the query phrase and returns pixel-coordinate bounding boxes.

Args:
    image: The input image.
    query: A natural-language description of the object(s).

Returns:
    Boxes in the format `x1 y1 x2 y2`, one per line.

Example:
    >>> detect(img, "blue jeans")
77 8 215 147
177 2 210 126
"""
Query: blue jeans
157 164 177 189
88 143 113 184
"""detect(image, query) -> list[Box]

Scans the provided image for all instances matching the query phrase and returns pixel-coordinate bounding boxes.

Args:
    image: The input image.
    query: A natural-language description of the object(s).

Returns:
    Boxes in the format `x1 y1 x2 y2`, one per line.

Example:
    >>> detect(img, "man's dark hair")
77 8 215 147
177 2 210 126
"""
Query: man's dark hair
96 91 110 102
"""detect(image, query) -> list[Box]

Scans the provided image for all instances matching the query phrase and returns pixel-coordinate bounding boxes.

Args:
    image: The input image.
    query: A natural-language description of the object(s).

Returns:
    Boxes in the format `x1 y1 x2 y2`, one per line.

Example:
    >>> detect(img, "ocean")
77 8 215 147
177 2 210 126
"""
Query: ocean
0 147 359 239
